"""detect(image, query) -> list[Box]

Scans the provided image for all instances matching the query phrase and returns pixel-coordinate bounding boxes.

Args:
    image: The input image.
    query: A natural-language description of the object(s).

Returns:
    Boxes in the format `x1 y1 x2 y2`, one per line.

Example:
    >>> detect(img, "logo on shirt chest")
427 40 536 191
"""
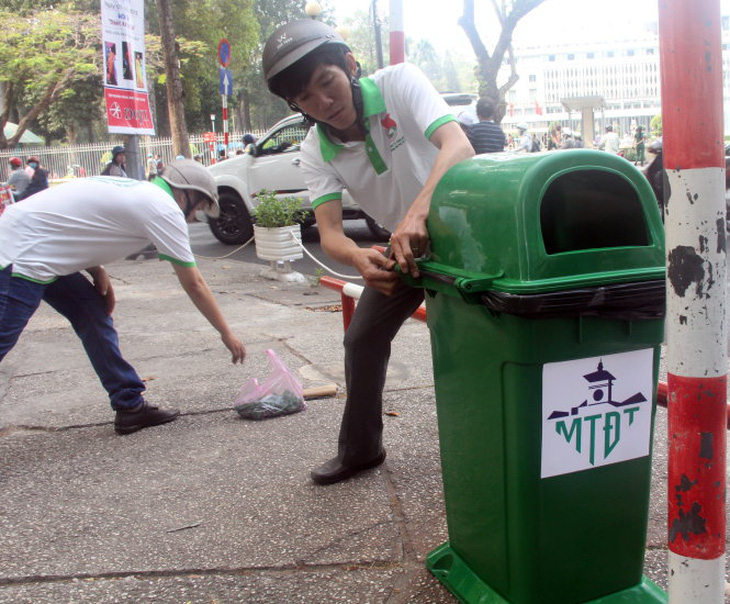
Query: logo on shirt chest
380 114 397 139
380 113 405 152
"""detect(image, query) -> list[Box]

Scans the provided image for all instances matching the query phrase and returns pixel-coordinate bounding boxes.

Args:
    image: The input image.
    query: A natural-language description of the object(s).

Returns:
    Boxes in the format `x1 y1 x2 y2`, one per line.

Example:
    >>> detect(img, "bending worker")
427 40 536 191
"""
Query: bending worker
0 160 246 435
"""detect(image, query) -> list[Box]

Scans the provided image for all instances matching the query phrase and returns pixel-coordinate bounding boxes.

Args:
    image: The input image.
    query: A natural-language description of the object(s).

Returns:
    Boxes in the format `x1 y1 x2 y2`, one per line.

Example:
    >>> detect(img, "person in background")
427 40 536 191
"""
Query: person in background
548 124 562 150
263 20 474 485
0 160 246 435
598 125 620 154
634 125 646 166
102 146 127 177
514 124 533 152
6 157 30 197
466 98 506 154
15 157 49 201
146 153 158 181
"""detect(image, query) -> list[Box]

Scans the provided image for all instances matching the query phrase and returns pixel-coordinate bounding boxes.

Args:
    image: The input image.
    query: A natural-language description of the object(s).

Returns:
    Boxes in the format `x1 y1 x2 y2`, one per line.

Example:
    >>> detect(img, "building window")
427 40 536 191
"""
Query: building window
647 48 654 55
607 51 614 58
568 53 575 60
549 55 556 62
587 52 595 59
627 49 635 57
529 74 537 83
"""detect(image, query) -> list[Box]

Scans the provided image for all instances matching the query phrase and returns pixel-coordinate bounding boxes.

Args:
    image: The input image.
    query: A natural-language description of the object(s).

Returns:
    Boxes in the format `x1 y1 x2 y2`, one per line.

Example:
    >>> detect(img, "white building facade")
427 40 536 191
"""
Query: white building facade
500 18 730 141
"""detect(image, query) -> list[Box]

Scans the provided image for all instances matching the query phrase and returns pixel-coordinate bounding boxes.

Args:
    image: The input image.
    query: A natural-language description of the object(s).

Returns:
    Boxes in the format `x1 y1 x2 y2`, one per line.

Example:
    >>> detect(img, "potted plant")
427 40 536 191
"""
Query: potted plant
251 189 304 263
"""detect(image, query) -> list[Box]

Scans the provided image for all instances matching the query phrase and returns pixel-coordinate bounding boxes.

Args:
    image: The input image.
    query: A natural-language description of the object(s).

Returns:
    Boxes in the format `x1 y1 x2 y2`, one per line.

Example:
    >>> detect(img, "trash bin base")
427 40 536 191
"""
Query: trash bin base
426 542 667 604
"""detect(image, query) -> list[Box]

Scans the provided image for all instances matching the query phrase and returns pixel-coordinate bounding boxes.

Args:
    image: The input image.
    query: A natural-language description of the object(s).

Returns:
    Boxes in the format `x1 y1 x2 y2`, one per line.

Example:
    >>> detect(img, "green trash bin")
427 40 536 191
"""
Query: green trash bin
417 150 667 604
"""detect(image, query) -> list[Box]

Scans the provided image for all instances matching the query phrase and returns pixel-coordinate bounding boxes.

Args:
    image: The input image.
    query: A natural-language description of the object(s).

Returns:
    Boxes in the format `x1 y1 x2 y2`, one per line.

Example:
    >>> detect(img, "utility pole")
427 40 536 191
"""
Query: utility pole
658 1 727 601
389 0 404 64
371 0 384 69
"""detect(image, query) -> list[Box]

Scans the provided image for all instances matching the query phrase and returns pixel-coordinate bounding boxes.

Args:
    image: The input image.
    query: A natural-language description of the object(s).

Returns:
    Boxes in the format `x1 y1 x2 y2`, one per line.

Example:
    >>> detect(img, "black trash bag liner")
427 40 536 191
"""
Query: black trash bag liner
479 280 665 320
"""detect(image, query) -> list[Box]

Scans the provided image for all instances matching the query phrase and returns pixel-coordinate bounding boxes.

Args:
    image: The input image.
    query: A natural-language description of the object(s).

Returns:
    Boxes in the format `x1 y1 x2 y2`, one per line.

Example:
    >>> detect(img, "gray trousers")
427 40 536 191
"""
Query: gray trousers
337 281 425 465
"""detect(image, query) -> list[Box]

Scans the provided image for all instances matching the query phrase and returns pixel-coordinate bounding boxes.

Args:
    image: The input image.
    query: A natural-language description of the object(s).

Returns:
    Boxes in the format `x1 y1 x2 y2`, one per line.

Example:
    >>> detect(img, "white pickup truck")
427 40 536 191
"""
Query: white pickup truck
206 115 390 244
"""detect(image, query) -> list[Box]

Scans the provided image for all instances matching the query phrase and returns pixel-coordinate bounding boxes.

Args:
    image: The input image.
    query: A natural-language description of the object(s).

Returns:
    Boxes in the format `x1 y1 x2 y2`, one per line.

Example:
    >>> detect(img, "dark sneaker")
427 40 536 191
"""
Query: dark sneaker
311 450 387 485
114 401 179 435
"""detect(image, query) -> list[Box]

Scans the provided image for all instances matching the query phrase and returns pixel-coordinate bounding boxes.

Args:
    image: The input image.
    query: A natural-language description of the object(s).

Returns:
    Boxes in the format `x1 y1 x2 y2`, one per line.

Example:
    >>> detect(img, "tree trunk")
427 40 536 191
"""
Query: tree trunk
156 0 190 157
459 0 546 125
243 89 252 132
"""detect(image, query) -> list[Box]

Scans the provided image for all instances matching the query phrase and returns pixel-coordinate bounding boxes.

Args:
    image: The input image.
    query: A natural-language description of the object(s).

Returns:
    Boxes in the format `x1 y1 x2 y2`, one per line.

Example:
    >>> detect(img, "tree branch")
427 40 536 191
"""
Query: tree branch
459 0 490 62
7 70 75 148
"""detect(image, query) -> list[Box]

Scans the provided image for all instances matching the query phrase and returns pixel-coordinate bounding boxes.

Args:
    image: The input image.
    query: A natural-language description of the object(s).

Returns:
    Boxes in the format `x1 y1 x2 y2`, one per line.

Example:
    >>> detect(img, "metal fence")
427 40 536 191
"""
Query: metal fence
0 130 266 183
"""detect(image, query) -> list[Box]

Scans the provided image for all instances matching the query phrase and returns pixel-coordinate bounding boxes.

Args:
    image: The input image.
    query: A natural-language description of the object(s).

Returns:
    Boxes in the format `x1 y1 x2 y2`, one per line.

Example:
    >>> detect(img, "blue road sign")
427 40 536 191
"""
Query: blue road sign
219 68 233 96
217 38 231 67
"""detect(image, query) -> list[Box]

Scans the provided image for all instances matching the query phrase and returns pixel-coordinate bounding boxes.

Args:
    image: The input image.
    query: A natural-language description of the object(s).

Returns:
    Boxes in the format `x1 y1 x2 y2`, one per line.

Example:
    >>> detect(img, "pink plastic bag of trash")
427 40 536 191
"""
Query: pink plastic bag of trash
234 349 305 420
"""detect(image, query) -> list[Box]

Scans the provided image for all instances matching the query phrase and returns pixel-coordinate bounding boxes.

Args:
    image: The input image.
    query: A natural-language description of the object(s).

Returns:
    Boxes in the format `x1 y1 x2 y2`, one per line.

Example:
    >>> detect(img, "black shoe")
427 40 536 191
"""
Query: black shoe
311 450 386 485
114 401 179 435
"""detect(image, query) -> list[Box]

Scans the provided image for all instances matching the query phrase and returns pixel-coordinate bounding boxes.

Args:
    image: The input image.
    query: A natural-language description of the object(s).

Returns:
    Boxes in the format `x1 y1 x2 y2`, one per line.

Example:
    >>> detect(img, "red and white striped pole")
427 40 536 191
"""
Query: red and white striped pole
222 94 229 156
658 1 727 601
389 0 404 65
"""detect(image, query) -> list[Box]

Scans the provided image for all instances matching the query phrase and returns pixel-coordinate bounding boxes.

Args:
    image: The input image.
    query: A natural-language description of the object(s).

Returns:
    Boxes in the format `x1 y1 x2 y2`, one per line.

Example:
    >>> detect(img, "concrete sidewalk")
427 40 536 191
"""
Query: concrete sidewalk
0 254 723 603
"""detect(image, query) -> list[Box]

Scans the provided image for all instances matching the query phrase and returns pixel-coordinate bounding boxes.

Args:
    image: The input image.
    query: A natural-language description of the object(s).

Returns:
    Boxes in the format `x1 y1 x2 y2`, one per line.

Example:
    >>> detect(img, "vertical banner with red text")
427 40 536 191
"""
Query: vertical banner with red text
101 0 155 134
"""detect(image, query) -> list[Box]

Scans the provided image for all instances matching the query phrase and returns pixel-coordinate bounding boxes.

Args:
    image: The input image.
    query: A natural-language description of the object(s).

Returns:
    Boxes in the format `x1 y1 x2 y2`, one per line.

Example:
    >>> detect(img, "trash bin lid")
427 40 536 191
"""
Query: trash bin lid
421 150 665 296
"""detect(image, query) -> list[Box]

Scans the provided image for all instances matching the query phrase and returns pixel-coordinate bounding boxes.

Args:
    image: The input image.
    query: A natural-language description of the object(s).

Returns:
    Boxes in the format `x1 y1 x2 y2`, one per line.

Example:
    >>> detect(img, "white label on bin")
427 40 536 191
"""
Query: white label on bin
541 349 653 479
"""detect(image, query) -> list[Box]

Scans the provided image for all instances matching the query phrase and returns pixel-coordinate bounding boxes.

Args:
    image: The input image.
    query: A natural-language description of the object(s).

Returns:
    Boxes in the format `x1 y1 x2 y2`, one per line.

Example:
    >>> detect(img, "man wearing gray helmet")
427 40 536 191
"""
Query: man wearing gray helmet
263 20 474 484
0 160 246 434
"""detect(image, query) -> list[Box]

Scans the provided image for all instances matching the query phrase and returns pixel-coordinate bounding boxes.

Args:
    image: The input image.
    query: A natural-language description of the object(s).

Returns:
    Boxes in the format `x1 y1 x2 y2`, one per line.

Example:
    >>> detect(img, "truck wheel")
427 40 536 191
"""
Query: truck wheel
209 191 254 245
365 215 391 241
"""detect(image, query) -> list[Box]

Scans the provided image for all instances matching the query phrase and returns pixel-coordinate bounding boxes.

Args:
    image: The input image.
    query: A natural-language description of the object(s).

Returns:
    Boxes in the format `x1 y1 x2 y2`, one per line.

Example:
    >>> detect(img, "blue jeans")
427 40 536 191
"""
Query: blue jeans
0 266 146 410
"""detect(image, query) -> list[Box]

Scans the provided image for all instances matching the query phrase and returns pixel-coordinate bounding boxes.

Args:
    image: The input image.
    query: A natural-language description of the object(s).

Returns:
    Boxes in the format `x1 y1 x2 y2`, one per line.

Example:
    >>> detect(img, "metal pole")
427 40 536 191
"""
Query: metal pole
222 94 229 157
124 134 144 180
658 1 727 601
372 0 384 70
389 0 404 65
209 113 216 165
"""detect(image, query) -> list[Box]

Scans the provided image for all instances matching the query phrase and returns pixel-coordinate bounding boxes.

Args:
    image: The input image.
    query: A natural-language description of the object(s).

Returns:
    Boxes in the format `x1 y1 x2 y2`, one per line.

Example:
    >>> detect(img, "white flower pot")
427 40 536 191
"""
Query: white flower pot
253 224 303 262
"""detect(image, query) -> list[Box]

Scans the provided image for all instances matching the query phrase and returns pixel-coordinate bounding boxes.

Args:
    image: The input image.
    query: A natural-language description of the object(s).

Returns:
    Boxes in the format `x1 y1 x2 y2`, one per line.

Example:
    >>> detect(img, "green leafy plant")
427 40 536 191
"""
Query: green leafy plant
251 189 301 228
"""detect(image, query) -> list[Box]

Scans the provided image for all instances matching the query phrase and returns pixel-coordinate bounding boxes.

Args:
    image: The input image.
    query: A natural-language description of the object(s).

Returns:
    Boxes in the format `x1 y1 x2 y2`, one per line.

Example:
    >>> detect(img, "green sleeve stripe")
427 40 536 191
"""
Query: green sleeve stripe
159 254 197 267
425 115 458 140
311 192 343 210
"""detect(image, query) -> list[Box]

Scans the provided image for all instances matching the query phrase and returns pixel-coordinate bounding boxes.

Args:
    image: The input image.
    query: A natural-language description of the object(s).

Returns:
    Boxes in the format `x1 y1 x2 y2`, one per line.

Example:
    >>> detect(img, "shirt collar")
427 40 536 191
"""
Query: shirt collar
152 176 174 198
317 76 386 162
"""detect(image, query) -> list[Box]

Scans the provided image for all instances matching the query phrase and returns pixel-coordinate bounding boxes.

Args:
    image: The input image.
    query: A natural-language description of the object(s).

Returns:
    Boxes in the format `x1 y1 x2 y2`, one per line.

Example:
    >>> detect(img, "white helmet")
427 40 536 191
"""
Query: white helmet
160 159 220 218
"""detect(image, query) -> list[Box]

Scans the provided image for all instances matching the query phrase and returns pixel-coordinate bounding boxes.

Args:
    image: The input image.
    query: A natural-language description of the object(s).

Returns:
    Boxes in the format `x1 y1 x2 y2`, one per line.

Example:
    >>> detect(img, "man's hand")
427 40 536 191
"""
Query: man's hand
172 263 247 364
221 331 246 364
87 266 115 315
353 248 399 295
389 212 429 279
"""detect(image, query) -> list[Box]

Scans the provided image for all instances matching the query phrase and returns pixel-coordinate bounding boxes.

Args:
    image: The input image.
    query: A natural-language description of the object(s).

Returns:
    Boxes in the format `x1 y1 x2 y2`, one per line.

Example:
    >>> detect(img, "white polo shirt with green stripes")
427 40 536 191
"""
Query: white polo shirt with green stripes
0 176 196 283
299 62 457 232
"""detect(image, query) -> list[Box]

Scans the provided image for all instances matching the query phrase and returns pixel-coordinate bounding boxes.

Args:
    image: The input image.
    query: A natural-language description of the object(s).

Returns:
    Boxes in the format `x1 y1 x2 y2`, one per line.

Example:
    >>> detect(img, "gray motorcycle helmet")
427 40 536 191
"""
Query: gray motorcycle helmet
263 19 348 85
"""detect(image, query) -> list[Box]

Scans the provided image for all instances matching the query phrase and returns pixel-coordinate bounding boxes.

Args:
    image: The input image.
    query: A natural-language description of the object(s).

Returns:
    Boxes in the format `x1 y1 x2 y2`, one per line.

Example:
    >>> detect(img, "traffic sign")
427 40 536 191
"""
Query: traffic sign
219 67 233 96
203 132 217 143
217 38 231 67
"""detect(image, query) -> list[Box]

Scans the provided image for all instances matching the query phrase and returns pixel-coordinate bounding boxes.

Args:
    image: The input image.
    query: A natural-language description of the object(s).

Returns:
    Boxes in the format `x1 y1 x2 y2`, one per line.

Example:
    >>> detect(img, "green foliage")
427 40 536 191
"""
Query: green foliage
0 9 100 86
251 189 301 227
650 114 662 138
0 6 101 147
